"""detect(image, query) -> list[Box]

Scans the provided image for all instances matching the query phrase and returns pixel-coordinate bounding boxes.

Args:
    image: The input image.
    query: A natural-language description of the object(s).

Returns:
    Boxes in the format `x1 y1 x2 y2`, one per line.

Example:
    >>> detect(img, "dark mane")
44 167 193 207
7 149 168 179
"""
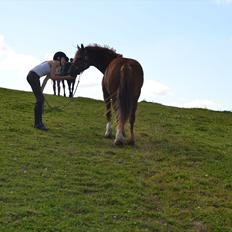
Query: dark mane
86 44 122 57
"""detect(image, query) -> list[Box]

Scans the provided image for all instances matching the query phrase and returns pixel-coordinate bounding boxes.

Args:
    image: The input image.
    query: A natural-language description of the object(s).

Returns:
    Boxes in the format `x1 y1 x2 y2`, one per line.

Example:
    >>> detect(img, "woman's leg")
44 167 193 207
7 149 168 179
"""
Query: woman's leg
27 72 48 130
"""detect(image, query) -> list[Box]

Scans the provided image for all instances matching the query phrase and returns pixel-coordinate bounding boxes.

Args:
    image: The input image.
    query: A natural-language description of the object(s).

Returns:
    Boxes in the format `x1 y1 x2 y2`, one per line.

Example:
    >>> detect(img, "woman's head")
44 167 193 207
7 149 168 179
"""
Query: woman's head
53 51 68 66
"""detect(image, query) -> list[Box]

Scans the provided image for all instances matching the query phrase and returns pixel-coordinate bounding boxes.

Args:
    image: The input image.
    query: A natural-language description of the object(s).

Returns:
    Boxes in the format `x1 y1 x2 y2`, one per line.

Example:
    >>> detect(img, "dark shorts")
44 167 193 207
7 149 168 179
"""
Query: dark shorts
27 71 44 104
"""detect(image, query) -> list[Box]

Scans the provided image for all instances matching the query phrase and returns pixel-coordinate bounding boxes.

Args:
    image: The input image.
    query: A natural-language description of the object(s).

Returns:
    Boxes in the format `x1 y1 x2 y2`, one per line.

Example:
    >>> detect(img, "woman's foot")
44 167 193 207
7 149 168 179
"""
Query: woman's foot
34 123 48 131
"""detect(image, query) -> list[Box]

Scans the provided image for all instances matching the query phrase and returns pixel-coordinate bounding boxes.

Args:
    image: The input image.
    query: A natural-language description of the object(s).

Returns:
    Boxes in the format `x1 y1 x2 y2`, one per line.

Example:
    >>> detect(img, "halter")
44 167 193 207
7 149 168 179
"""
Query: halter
71 48 90 73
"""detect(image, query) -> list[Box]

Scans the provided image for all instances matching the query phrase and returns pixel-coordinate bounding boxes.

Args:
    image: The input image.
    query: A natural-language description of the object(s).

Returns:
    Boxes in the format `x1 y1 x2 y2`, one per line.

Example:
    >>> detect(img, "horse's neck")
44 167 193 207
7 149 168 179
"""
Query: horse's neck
91 52 117 74
92 60 106 73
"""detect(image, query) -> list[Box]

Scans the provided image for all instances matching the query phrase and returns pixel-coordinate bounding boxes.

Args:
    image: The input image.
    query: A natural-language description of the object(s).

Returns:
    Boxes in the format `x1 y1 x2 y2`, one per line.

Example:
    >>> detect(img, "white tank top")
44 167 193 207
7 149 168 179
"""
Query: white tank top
31 61 51 77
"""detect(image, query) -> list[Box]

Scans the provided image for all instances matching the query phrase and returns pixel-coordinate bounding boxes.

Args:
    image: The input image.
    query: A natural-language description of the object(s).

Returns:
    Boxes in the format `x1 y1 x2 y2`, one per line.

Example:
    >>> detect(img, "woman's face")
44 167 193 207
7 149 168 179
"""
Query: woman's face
60 57 67 66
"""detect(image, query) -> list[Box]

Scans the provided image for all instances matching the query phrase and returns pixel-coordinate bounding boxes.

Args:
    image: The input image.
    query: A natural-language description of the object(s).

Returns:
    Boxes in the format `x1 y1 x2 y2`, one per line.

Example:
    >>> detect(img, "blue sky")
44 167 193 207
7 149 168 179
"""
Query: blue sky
0 0 232 110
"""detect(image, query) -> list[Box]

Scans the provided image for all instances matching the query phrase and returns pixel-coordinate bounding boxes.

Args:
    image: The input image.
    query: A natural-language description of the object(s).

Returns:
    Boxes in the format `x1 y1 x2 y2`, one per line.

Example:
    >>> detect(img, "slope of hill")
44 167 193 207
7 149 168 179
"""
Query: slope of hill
0 87 232 231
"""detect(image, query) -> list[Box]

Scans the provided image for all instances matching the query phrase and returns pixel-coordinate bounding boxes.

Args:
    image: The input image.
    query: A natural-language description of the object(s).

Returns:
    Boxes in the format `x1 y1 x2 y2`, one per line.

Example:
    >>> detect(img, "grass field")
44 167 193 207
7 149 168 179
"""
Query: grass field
0 87 232 231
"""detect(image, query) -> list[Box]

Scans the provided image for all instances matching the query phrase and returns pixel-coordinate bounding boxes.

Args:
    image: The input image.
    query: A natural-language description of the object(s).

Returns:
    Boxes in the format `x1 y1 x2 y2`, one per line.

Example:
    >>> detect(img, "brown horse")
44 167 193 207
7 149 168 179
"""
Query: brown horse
69 44 144 145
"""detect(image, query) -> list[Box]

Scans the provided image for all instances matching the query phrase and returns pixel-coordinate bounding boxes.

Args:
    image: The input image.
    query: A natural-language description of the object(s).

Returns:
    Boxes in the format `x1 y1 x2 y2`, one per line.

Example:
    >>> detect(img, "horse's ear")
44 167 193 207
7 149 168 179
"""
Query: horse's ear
81 44 84 49
77 44 80 50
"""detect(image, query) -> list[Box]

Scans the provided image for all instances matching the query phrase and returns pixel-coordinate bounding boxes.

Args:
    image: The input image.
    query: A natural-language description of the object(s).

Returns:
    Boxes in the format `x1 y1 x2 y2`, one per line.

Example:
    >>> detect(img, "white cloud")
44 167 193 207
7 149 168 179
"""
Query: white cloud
214 0 232 4
0 35 8 52
140 79 170 101
43 53 54 61
0 34 40 92
169 99 219 110
0 35 39 73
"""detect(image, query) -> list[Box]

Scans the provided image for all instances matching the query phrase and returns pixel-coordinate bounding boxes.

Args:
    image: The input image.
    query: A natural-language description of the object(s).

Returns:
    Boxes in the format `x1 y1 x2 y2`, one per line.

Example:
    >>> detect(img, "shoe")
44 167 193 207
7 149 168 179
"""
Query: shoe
34 123 48 131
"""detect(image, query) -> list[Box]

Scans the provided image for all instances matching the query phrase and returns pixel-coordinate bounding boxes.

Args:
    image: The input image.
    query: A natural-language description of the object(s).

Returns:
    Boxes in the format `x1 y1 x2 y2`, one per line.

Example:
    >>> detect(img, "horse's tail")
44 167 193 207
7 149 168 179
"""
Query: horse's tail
117 64 132 124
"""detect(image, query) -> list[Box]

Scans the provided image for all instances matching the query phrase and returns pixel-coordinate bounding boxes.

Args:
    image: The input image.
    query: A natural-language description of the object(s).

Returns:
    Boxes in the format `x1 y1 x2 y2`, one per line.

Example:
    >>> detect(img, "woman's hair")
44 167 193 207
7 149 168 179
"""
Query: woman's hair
53 51 68 61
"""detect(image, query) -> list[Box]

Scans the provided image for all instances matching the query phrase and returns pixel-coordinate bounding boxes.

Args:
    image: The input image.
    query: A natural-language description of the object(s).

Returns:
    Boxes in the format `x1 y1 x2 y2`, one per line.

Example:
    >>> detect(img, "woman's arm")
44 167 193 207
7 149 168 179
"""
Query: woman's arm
49 61 75 81
41 75 50 92
49 61 59 80
59 75 75 80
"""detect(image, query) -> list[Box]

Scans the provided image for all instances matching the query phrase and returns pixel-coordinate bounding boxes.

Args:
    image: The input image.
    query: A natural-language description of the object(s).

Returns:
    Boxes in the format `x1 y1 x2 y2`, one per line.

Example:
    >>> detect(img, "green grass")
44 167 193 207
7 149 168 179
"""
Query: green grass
0 87 232 231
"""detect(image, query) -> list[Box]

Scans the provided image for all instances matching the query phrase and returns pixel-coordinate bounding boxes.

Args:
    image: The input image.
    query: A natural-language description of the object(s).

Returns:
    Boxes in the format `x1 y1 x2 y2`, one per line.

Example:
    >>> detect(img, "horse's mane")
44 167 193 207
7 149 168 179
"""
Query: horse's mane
86 44 122 57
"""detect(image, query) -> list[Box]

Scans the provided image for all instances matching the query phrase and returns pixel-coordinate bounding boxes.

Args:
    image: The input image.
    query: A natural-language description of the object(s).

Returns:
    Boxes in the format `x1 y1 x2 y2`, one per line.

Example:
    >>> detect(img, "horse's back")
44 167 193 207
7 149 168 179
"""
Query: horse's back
103 57 143 94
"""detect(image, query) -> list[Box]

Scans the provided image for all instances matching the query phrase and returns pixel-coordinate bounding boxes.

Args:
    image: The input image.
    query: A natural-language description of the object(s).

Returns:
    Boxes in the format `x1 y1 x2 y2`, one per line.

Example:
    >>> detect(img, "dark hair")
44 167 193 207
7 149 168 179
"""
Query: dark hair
53 51 68 61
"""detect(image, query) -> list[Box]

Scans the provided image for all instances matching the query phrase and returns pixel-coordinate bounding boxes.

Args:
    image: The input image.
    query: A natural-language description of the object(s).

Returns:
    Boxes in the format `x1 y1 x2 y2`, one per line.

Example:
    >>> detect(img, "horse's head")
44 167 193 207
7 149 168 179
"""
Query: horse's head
69 44 90 77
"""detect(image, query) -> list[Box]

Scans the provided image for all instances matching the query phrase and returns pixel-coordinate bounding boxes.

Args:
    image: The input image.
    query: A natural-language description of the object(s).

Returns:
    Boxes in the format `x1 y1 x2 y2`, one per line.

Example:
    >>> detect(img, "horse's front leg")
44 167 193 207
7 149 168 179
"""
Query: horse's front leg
103 86 113 138
66 81 71 98
53 80 56 95
57 80 61 96
71 80 76 97
62 80 66 97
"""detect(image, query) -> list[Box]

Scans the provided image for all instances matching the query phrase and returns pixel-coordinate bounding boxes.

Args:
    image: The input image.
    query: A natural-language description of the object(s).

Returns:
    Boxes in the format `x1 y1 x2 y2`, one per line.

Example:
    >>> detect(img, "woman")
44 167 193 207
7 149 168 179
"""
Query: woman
27 51 74 131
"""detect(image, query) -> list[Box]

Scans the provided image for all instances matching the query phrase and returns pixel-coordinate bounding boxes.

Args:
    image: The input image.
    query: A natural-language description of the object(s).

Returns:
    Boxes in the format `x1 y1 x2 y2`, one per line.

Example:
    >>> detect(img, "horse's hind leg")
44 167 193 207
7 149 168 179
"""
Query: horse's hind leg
57 80 61 96
53 80 56 95
112 96 126 146
103 87 113 138
115 121 126 145
67 81 71 97
69 82 72 98
128 102 138 145
114 114 126 145
62 80 66 97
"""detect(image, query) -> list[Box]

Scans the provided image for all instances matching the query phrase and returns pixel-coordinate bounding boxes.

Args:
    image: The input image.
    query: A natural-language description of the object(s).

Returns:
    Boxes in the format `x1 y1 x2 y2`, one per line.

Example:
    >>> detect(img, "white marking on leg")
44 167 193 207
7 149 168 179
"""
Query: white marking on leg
115 129 125 145
105 122 113 137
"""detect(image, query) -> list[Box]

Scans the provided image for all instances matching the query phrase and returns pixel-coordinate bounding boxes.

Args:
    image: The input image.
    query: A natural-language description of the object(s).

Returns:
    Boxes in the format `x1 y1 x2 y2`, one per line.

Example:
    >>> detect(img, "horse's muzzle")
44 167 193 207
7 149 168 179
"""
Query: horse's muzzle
69 64 81 77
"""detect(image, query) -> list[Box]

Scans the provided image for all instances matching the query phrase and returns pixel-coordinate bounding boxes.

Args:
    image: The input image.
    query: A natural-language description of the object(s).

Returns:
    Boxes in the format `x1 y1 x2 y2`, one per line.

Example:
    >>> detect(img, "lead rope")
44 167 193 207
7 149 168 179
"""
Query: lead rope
44 74 81 111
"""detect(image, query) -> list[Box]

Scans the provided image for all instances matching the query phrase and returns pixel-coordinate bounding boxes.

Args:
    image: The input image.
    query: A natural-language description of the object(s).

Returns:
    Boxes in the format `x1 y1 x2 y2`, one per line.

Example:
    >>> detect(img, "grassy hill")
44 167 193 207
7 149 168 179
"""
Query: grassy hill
0 87 232 231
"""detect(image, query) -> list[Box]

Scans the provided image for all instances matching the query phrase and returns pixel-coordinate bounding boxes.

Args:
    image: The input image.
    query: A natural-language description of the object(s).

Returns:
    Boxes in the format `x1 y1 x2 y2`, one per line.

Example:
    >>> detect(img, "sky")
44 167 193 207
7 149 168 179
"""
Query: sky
0 0 232 111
